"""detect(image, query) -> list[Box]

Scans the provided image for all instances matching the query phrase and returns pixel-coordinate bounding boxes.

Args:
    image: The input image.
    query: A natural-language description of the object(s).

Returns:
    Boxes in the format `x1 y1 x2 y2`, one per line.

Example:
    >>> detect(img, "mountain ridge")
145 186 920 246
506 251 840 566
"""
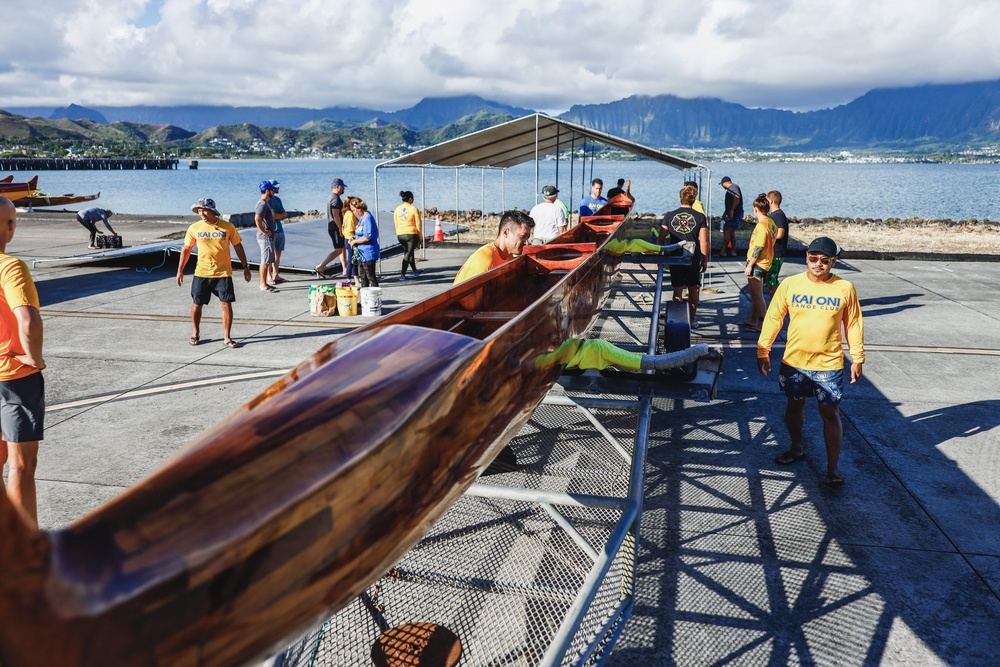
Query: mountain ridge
5 81 1000 153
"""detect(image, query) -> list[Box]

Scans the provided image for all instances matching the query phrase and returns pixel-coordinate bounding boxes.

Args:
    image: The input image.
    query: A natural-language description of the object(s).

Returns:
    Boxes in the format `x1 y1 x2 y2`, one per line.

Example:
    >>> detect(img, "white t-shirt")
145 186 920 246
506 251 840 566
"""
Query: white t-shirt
528 200 567 243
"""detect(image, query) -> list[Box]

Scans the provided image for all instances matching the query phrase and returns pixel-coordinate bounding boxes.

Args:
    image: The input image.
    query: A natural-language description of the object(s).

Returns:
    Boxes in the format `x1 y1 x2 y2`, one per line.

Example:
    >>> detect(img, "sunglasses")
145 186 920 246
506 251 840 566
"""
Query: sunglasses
807 254 833 265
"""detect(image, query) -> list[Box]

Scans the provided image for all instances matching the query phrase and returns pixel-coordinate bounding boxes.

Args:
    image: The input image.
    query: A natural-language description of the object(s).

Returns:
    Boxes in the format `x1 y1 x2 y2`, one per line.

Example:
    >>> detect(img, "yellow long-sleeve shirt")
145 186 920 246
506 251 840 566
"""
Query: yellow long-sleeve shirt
757 272 865 371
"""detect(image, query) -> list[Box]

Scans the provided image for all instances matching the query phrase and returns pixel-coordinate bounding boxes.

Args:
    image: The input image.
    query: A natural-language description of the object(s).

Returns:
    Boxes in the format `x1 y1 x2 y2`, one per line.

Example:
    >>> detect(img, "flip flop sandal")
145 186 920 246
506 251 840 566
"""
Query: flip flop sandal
224 340 240 349
775 451 806 465
189 336 200 346
825 474 846 487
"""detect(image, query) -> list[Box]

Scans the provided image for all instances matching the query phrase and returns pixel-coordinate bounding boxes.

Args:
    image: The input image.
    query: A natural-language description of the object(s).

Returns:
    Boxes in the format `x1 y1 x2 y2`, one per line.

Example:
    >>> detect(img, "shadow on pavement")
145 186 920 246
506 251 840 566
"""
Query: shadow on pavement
607 351 1000 666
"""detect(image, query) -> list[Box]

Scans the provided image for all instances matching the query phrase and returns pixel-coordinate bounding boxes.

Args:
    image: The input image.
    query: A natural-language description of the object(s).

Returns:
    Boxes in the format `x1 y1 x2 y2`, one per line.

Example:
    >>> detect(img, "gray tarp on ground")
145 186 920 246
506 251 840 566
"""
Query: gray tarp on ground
31 217 467 272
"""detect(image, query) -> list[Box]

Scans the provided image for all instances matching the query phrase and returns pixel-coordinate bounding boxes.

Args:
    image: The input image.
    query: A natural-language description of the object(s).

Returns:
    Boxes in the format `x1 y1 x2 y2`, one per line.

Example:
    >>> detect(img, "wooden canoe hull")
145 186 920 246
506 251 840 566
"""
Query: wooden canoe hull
0 216 634 666
0 175 39 202
12 192 99 208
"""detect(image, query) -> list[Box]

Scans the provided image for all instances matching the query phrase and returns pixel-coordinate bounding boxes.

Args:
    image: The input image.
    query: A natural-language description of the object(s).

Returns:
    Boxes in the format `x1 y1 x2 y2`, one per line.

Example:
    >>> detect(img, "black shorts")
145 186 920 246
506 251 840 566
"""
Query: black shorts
328 222 345 249
0 372 45 442
669 263 702 288
192 276 236 305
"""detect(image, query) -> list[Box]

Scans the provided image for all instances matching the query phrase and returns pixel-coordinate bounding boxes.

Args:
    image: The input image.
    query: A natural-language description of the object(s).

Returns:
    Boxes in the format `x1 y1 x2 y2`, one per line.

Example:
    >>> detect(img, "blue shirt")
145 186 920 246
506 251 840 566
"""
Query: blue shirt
354 212 380 261
579 196 608 217
79 207 112 229
268 195 285 234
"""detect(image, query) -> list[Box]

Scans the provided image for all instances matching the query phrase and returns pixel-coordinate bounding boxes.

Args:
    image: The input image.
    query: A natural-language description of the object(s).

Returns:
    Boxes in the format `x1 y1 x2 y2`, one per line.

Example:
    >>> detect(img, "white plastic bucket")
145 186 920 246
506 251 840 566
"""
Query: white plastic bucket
360 287 383 316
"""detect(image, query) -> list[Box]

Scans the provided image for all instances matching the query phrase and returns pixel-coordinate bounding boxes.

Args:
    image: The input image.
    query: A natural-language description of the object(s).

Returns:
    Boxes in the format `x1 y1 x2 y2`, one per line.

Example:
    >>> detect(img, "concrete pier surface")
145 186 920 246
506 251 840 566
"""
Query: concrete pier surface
6 215 999 665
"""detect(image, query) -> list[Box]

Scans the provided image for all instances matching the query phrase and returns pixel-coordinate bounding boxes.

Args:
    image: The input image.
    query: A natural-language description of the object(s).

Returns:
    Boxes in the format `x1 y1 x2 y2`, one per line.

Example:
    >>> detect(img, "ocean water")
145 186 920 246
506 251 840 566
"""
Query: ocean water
12 158 1000 222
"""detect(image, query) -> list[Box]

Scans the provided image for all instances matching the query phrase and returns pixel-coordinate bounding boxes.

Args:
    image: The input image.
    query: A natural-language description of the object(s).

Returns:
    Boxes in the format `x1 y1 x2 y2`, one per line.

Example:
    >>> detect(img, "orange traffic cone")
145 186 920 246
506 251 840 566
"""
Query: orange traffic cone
433 215 445 242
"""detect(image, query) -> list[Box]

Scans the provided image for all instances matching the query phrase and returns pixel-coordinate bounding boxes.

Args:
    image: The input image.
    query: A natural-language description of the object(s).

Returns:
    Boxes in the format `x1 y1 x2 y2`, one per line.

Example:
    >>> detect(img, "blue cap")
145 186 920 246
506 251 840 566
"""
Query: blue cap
259 180 276 192
331 178 346 188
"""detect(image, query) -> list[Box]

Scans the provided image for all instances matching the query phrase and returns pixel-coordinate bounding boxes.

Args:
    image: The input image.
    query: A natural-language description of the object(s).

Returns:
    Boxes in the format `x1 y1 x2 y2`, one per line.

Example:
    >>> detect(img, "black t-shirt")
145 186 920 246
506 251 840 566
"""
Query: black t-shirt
661 206 707 264
724 184 744 220
327 193 343 225
769 209 789 257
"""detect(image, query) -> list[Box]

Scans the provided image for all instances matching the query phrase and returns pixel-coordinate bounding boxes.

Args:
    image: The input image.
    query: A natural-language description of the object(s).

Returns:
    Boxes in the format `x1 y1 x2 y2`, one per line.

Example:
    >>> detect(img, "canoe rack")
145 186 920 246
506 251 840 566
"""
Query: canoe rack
270 252 721 667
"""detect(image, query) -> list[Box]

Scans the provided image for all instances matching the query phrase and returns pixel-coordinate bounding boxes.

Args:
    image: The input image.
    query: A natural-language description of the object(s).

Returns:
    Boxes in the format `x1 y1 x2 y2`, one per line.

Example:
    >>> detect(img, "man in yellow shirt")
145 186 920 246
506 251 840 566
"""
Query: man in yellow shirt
176 198 252 348
454 211 534 284
0 196 45 528
757 237 865 487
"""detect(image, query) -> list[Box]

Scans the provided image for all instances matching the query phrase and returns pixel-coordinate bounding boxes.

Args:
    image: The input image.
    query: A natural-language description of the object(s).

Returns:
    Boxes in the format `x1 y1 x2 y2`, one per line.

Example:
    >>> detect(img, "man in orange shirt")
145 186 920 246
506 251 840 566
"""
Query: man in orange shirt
757 237 865 487
454 211 534 284
0 196 46 528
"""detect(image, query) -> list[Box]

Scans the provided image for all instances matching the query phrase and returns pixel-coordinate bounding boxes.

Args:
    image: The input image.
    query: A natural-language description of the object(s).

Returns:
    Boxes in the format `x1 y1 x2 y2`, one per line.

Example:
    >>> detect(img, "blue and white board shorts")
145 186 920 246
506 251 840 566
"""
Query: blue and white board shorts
778 363 844 405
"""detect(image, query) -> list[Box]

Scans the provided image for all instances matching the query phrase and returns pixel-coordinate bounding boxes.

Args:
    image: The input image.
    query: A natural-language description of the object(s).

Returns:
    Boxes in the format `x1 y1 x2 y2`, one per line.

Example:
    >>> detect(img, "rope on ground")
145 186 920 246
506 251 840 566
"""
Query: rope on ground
136 247 175 273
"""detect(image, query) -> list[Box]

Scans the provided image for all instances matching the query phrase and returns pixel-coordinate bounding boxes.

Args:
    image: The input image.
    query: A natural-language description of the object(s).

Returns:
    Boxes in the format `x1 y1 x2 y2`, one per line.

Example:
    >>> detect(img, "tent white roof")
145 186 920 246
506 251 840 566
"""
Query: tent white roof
376 114 702 171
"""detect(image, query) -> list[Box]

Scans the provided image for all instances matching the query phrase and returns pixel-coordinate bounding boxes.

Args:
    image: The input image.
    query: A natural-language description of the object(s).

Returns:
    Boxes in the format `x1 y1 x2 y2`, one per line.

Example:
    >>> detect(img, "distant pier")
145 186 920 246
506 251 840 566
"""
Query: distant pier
0 157 179 171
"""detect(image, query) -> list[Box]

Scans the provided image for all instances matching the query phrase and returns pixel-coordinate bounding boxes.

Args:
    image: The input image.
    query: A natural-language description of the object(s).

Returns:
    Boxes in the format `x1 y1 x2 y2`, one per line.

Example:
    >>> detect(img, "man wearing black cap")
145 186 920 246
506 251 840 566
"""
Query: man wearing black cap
719 177 743 257
316 178 348 278
757 237 865 487
528 185 567 243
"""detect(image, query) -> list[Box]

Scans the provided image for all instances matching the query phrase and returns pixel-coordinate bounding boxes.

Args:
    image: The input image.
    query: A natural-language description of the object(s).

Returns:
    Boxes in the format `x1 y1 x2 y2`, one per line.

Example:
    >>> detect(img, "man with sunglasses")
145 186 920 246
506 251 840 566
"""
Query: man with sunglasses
756 237 865 487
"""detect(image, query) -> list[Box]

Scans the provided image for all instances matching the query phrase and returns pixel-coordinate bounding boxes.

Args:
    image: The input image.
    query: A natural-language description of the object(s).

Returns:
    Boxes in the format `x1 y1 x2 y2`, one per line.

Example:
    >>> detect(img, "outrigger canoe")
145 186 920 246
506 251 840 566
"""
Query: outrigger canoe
0 175 39 202
0 198 640 667
12 191 100 208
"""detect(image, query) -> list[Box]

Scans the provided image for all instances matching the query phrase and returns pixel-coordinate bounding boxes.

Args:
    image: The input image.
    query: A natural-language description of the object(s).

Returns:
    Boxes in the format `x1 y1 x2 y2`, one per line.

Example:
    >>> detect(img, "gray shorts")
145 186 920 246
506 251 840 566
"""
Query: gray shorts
273 231 286 252
0 372 45 442
257 232 276 264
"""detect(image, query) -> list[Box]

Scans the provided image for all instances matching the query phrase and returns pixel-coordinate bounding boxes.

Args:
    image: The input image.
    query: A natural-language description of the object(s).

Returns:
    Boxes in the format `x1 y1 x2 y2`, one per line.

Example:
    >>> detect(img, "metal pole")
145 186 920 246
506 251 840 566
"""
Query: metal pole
420 167 427 260
455 168 460 244
554 125 560 190
481 168 485 229
501 169 506 212
569 135 575 227
373 163 382 275
534 114 540 205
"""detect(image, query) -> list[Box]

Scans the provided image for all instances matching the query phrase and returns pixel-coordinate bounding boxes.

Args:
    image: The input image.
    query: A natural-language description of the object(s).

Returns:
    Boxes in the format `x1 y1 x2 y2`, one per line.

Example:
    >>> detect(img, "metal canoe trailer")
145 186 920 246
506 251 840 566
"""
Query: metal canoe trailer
270 247 722 667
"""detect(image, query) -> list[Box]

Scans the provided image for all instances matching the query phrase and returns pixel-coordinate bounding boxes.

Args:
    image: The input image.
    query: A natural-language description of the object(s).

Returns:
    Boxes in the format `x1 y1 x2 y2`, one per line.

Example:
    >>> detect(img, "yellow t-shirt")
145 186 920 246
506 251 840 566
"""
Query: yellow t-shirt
693 200 705 215
758 272 865 371
183 220 243 278
746 217 777 271
394 203 422 236
454 243 506 284
342 209 358 239
0 254 41 381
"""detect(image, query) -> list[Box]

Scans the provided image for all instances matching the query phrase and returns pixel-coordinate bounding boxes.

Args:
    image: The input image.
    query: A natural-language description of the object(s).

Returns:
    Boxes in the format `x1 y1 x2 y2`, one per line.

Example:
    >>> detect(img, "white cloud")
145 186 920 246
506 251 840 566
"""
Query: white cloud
1 0 1000 112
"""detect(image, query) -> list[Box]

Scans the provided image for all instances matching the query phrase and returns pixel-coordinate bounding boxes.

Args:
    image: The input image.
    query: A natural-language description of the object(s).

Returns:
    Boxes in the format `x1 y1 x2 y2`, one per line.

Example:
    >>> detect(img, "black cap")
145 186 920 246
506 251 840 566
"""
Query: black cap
806 237 839 258
541 185 559 197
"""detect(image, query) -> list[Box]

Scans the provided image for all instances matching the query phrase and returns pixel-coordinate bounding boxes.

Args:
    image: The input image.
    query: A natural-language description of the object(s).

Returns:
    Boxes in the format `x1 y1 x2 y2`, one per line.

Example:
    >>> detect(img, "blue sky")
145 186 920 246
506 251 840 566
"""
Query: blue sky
1 0 998 114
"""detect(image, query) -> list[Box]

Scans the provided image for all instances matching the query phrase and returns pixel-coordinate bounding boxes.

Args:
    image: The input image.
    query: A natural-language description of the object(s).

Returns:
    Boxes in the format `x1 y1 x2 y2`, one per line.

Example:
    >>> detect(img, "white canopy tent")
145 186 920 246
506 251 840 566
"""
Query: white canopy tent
372 113 711 244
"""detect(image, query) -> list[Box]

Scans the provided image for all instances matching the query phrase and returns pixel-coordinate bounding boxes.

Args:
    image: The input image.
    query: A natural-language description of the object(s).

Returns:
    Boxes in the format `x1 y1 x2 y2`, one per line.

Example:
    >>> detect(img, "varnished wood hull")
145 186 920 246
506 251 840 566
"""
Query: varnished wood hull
0 214 634 667
12 192 99 207
0 175 39 202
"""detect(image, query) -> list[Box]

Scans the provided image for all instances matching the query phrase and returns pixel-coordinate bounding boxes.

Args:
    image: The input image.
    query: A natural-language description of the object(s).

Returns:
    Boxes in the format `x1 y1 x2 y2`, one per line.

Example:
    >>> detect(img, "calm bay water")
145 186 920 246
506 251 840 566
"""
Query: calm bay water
18 158 1000 222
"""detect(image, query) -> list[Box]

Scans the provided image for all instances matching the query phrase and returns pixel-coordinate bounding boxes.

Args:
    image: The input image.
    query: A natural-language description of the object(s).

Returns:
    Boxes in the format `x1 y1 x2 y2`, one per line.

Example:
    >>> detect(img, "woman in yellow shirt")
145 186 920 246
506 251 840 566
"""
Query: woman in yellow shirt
393 191 423 281
740 193 777 332
341 196 360 287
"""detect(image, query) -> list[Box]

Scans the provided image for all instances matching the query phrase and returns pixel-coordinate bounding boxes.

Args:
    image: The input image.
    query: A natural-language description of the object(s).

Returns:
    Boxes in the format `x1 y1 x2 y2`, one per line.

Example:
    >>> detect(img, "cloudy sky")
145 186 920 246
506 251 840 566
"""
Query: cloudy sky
2 0 999 114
